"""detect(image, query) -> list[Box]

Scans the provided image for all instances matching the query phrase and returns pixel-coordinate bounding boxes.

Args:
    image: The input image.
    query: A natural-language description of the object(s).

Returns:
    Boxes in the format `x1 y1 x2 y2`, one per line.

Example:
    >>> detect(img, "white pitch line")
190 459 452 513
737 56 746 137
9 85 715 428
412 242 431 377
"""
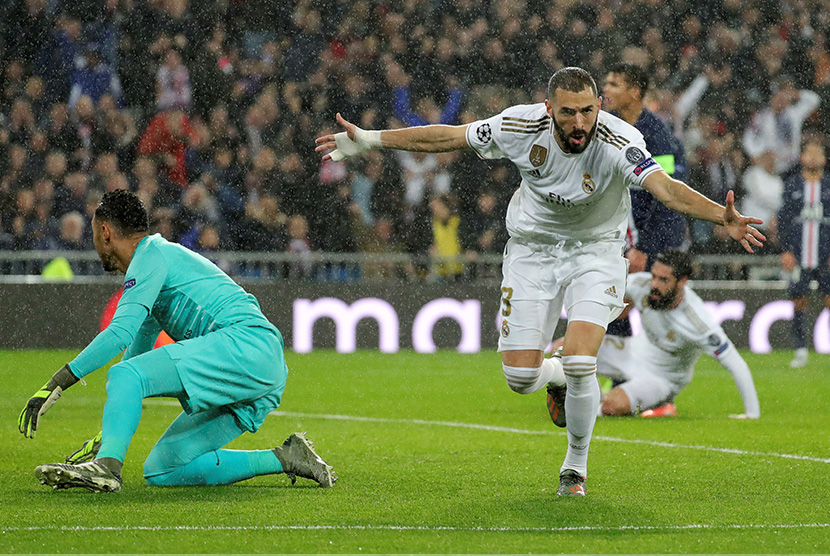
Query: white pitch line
2 523 829 533
143 401 830 464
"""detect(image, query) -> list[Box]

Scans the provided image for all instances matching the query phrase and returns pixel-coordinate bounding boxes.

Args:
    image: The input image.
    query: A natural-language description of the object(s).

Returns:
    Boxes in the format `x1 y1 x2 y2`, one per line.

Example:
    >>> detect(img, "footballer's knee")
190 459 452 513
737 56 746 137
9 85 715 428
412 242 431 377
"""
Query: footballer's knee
105 362 142 394
601 387 632 416
501 350 545 394
502 363 543 394
143 450 179 485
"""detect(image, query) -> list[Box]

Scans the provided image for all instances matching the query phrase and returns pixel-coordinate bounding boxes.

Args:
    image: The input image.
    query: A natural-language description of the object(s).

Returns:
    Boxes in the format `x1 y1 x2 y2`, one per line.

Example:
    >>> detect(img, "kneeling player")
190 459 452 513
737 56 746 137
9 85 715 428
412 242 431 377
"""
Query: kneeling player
18 190 336 492
598 250 760 419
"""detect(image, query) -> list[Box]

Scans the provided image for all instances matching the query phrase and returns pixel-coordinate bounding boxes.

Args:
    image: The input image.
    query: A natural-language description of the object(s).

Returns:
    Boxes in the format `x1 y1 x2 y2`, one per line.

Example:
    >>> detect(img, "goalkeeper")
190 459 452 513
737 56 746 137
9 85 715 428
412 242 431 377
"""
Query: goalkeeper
18 190 335 492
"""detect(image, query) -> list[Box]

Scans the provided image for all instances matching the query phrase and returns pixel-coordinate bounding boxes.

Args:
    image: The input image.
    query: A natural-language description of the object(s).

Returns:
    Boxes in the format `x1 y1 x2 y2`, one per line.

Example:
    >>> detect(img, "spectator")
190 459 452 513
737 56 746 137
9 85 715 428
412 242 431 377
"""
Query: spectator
89 152 120 192
44 103 81 154
54 171 89 216
742 149 784 249
285 214 314 280
71 95 109 161
239 195 288 252
156 48 192 111
137 109 199 188
689 133 740 253
49 211 89 251
387 58 464 127
131 156 180 210
3 143 35 191
282 8 325 83
742 78 821 180
68 44 124 111
175 182 222 247
429 194 463 282
8 97 37 145
36 14 83 104
350 151 384 227
460 190 507 256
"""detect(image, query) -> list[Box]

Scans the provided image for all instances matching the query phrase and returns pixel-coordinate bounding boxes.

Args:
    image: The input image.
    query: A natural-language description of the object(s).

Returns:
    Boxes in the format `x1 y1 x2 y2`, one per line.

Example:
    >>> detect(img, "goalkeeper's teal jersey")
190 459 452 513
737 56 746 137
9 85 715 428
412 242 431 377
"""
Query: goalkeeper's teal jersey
70 234 279 378
122 234 274 340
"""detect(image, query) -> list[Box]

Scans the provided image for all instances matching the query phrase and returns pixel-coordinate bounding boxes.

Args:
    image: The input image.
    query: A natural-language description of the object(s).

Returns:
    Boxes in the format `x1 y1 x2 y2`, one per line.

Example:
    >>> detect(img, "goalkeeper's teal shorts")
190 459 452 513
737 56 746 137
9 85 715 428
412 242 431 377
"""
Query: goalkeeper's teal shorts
127 325 287 433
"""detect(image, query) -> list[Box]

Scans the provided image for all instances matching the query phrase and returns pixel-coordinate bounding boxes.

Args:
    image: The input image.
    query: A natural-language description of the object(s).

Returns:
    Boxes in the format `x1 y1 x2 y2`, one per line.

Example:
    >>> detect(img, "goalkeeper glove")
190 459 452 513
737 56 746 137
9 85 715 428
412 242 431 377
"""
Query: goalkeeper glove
328 127 382 162
18 364 79 439
66 431 103 464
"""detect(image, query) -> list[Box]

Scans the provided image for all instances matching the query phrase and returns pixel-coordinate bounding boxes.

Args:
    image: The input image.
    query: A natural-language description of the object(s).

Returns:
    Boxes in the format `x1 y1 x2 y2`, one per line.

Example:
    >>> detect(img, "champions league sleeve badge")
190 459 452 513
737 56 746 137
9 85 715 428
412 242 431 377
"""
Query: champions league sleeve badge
625 146 645 164
476 123 492 143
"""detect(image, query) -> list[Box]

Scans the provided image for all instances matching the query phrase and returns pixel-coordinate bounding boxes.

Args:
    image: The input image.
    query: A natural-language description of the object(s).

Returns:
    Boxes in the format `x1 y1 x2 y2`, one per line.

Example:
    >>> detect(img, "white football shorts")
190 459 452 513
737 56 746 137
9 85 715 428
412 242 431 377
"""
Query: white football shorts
596 334 686 413
497 237 627 352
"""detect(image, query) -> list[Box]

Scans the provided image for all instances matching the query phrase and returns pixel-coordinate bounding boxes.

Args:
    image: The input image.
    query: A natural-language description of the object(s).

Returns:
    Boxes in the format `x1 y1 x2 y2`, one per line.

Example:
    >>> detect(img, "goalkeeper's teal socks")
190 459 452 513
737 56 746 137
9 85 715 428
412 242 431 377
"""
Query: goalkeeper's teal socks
145 449 282 486
97 365 149 462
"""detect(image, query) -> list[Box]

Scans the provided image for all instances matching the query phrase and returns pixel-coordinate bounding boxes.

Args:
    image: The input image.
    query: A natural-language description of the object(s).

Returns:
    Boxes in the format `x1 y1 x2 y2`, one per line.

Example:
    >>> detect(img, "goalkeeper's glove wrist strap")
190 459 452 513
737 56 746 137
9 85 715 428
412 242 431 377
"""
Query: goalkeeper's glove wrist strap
46 364 80 391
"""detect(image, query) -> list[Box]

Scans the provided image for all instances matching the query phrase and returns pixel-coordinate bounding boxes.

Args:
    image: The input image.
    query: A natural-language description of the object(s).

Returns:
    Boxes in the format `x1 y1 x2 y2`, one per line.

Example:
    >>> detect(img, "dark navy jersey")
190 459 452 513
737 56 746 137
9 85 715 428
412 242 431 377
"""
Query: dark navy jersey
612 108 689 256
778 172 830 268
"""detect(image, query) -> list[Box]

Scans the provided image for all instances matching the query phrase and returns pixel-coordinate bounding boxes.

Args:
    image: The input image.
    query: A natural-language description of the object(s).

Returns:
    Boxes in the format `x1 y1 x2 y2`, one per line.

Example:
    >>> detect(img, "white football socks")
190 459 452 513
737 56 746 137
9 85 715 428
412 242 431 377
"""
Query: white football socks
560 355 600 477
502 357 564 394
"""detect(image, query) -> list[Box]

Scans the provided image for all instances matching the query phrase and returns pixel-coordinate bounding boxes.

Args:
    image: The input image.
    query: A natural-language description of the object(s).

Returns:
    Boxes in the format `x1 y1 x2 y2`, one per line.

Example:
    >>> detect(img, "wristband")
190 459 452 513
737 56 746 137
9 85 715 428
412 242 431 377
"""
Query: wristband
46 364 80 391
354 128 383 148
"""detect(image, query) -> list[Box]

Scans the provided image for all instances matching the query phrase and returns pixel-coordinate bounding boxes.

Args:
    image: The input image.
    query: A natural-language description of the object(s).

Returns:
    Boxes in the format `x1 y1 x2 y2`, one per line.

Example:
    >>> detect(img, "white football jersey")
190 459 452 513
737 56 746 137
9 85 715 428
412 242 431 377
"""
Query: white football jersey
466 105 661 242
626 272 733 381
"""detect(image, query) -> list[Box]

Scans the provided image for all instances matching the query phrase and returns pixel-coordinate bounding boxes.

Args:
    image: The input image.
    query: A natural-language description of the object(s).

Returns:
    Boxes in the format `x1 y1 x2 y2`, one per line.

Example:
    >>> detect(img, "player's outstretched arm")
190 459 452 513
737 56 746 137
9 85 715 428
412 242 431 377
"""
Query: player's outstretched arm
715 342 761 419
721 190 766 254
315 113 470 162
642 171 766 253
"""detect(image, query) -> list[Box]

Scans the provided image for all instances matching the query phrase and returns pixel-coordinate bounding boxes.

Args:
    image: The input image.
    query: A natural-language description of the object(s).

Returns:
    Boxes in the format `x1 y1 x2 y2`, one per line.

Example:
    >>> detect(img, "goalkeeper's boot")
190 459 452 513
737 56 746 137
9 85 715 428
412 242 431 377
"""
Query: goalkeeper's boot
545 347 567 428
557 469 586 497
273 432 336 488
65 431 102 464
35 461 122 493
640 402 678 418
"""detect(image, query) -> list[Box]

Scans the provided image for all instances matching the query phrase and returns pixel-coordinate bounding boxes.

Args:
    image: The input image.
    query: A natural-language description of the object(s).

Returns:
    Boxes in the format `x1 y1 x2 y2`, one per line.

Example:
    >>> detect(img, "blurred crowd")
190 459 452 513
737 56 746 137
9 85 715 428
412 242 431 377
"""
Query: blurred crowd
1 0 829 280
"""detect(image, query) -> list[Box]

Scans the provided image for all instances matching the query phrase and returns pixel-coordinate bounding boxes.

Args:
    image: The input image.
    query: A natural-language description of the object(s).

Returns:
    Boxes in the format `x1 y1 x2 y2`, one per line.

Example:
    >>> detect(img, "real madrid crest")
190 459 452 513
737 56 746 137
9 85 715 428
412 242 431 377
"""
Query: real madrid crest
501 320 510 337
582 173 596 194
529 144 548 168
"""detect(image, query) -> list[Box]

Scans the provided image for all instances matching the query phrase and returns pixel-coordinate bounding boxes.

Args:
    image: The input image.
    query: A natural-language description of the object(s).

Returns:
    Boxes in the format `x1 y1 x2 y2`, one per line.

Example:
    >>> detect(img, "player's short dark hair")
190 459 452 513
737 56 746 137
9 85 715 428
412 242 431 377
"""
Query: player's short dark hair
608 63 649 98
547 67 597 100
94 189 149 235
655 250 693 280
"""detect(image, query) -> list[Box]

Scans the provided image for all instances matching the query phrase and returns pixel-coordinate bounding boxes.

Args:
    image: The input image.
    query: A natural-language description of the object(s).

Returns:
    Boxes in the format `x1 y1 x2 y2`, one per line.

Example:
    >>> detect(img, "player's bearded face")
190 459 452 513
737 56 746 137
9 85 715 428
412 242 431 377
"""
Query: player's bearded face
552 115 597 154
92 217 118 272
549 88 600 154
648 283 680 310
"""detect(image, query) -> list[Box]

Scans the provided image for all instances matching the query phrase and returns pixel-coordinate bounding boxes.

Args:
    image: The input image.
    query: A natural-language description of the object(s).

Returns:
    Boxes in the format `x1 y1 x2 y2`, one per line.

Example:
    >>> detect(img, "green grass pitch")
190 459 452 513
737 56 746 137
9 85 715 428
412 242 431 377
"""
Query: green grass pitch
1 348 828 553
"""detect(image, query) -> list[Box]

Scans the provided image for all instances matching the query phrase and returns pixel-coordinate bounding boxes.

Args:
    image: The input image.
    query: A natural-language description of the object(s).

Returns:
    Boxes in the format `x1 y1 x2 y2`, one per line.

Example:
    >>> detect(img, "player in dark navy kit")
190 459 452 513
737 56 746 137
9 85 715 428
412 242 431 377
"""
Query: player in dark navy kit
777 140 830 368
603 63 689 273
602 63 690 353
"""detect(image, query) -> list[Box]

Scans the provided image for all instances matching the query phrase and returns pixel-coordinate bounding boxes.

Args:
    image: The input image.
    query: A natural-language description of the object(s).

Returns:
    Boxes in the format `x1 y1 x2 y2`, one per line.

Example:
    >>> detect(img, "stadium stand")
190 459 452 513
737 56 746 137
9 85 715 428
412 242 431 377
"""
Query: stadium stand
1 0 826 281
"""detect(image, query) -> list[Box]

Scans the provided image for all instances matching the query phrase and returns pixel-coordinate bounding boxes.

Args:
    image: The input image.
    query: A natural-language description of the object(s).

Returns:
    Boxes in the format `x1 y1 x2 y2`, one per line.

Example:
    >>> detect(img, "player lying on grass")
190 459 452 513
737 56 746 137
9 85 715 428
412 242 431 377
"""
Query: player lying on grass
18 190 336 492
551 250 760 420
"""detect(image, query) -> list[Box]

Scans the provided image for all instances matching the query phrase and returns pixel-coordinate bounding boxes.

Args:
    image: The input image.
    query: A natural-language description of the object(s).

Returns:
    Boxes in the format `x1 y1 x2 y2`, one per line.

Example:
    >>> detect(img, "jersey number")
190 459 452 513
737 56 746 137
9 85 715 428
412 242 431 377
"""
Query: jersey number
501 287 513 316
